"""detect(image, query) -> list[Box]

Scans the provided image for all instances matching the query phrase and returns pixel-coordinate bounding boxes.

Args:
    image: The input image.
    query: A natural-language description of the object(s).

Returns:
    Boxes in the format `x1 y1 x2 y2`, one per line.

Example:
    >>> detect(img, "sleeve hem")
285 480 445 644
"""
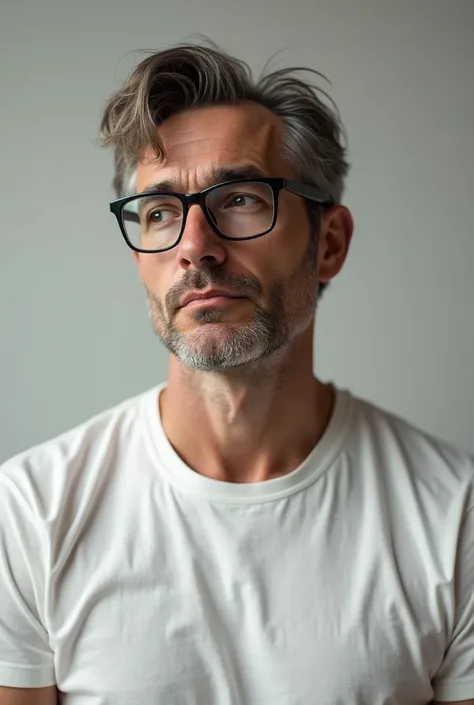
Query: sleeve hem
0 662 56 688
432 676 474 702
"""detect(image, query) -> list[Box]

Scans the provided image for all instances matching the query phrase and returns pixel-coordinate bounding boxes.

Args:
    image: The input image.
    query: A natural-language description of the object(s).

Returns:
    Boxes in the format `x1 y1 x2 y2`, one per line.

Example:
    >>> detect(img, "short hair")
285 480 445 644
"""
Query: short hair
99 40 349 201
99 41 350 297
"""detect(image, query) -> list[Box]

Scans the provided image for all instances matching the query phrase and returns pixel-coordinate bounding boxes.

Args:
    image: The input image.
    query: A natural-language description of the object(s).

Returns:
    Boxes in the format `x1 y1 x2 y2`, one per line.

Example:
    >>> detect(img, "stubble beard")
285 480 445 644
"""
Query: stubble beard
146 236 319 373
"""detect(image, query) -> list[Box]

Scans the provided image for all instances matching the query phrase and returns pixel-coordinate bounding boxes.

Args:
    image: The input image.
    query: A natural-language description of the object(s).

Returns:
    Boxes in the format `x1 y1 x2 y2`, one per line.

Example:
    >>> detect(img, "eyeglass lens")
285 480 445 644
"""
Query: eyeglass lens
121 181 275 251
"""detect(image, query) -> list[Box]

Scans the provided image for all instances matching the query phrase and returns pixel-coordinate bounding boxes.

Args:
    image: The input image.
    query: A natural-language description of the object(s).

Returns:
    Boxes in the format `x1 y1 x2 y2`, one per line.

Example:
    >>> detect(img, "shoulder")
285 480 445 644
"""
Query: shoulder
0 385 159 521
344 389 474 509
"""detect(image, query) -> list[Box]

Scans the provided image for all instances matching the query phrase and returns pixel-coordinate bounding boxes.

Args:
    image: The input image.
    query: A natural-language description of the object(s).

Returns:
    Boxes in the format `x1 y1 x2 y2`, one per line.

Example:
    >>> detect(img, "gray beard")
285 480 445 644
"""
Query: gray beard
146 235 319 372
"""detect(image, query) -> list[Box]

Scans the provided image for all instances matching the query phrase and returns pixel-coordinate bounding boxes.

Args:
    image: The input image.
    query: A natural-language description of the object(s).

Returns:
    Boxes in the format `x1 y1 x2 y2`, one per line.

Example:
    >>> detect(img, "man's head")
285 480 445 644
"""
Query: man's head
100 42 353 373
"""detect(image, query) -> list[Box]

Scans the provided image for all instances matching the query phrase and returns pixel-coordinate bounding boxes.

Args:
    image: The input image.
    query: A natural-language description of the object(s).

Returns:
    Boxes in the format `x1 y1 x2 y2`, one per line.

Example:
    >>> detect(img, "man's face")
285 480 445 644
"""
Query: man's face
133 102 326 372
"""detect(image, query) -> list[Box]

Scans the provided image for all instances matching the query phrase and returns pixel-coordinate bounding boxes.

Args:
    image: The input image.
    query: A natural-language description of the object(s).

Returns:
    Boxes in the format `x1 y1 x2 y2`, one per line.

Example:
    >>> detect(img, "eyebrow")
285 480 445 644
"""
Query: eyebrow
140 165 268 195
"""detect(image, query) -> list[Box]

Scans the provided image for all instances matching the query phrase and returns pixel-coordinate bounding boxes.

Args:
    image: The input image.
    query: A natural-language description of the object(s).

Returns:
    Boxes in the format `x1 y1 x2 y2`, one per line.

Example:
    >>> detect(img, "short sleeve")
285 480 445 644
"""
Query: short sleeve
432 503 474 701
0 473 56 687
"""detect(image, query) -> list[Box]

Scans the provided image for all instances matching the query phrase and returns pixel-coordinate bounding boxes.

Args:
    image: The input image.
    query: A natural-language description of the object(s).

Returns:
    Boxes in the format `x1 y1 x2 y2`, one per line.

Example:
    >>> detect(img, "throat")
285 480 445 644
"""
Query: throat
159 381 335 484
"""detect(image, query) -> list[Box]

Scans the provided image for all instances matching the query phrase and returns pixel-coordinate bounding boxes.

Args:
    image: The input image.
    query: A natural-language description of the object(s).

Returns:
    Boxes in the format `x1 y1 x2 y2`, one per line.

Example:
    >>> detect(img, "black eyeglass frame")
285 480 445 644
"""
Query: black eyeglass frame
109 177 334 254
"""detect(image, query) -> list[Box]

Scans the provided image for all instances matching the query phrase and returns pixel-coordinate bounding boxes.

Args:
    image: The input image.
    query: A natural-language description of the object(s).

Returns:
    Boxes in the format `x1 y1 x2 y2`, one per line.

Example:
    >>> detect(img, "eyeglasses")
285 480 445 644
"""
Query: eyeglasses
109 178 333 253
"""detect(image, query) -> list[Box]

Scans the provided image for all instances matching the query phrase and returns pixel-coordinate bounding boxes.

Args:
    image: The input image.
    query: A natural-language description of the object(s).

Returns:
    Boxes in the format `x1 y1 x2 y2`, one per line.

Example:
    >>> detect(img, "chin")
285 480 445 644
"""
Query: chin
173 328 266 371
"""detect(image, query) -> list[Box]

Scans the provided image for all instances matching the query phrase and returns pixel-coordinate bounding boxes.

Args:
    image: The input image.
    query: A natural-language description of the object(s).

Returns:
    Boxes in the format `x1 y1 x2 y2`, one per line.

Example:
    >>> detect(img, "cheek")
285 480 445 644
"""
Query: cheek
265 205 311 274
236 235 293 293
134 255 177 310
135 253 170 289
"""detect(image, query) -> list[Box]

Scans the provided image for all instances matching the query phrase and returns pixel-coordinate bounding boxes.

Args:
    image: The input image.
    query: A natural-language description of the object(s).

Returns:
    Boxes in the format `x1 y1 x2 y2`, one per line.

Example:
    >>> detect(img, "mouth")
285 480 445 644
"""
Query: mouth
182 295 246 309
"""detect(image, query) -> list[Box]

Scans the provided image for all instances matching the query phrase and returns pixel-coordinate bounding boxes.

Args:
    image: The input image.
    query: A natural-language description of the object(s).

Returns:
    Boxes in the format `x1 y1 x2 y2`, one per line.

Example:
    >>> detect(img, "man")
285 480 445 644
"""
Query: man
0 41 473 705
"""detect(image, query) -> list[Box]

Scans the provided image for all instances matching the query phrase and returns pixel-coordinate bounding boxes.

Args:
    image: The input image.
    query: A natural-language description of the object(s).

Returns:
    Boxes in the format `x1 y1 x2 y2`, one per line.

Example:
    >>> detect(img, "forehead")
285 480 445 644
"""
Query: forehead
136 102 291 192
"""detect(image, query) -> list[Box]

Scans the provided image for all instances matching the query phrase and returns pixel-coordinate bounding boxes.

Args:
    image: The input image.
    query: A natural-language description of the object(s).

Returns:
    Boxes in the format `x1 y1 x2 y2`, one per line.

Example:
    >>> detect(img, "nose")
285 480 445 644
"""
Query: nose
176 202 227 269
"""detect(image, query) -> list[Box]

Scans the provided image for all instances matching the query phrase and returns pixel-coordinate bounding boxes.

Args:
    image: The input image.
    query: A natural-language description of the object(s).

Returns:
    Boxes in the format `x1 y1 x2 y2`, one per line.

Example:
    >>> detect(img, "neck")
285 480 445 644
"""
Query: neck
159 328 335 483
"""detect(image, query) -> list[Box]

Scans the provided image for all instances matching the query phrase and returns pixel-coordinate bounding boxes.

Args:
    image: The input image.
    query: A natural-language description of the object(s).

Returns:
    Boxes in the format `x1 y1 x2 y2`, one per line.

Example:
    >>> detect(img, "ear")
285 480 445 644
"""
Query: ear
317 205 353 284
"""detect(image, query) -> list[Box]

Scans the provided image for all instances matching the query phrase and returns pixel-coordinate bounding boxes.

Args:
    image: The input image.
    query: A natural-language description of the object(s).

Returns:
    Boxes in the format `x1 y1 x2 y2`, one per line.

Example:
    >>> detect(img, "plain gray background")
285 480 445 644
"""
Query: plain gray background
1 0 473 461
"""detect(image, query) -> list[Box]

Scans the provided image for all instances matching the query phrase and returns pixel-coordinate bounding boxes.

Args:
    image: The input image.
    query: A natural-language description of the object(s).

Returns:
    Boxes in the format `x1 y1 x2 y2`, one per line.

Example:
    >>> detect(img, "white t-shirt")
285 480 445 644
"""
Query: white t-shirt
1 384 473 704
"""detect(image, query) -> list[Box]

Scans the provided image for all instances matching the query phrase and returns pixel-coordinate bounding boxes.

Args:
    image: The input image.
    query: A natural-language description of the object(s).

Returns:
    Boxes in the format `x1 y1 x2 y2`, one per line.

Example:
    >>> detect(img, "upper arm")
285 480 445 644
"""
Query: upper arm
431 498 474 703
0 476 55 689
0 686 58 705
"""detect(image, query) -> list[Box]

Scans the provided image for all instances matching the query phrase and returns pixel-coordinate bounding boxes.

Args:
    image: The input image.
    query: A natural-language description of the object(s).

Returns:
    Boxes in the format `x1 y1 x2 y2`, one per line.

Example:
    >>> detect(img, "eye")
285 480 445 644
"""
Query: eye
146 208 179 226
150 209 167 222
225 193 261 209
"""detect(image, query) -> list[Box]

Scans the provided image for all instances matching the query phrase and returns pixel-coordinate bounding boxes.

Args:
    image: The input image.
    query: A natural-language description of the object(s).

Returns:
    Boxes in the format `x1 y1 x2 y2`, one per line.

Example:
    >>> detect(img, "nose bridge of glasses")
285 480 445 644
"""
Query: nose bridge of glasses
183 190 217 229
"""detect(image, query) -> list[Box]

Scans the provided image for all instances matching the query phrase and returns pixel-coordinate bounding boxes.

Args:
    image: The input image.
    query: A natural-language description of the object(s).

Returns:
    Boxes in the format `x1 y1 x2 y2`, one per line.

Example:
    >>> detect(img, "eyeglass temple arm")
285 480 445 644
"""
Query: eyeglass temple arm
122 211 140 224
284 180 333 206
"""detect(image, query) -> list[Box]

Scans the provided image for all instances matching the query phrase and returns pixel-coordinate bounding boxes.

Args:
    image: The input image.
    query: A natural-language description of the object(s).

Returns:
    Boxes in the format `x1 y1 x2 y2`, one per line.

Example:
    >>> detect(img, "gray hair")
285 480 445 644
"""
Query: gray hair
99 41 350 202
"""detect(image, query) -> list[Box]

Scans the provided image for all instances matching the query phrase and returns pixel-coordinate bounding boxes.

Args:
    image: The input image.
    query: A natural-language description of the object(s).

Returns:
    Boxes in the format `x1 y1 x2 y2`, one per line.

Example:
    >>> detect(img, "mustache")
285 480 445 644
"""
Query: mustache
165 268 262 311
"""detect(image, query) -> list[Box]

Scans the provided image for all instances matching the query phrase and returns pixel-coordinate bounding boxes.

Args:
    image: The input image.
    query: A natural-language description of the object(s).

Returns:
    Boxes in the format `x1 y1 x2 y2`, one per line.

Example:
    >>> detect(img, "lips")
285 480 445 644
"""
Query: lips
180 290 241 308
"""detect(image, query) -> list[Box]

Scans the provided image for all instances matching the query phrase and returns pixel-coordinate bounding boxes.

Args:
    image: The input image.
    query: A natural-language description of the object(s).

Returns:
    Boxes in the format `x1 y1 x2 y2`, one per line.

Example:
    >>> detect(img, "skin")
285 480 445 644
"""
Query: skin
0 686 58 704
132 101 352 483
